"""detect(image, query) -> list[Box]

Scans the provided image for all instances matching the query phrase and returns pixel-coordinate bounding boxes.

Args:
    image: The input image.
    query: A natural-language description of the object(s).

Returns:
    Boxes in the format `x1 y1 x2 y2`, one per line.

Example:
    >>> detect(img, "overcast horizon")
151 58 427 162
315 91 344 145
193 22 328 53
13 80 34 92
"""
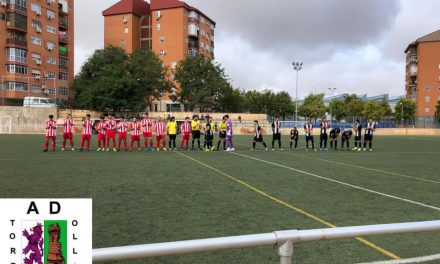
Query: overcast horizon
74 0 440 99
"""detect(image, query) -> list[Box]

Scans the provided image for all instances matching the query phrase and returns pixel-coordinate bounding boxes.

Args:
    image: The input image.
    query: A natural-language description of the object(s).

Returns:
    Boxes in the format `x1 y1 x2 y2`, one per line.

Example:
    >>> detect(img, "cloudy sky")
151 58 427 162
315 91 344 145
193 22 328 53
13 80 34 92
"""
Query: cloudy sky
74 0 440 99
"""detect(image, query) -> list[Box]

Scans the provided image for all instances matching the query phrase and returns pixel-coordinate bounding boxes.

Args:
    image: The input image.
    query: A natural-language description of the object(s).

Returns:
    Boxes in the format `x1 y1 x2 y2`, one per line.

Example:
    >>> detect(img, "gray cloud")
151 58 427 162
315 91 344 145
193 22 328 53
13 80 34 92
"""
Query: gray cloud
74 0 440 99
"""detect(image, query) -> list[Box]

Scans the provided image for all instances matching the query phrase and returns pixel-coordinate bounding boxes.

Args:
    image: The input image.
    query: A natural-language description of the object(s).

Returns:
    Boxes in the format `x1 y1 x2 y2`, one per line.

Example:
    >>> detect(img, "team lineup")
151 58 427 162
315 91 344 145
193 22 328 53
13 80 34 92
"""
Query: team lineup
43 113 377 153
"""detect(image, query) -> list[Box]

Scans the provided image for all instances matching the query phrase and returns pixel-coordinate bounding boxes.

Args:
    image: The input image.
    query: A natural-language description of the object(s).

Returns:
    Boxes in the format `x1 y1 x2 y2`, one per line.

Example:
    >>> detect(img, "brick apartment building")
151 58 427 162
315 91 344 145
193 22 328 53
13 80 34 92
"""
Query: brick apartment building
405 30 440 120
0 0 74 106
102 0 215 112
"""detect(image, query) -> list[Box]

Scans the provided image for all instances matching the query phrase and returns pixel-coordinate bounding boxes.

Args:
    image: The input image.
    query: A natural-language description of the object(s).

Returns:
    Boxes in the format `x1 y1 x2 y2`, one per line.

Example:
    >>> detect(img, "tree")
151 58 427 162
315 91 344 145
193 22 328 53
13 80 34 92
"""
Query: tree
329 99 347 121
298 93 326 120
73 46 171 112
379 99 393 117
362 100 385 120
244 90 266 113
128 49 174 109
217 87 244 113
394 98 416 123
174 55 232 112
344 94 365 119
269 91 295 120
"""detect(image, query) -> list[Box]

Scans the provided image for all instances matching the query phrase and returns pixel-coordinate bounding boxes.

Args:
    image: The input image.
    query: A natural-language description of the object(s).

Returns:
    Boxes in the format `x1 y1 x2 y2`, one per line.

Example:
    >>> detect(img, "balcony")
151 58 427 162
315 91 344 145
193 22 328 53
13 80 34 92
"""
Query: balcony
188 17 198 24
6 4 27 16
59 65 68 72
407 55 418 65
59 46 68 56
59 34 69 44
409 65 418 77
6 21 27 32
188 42 199 49
59 18 69 29
6 38 27 47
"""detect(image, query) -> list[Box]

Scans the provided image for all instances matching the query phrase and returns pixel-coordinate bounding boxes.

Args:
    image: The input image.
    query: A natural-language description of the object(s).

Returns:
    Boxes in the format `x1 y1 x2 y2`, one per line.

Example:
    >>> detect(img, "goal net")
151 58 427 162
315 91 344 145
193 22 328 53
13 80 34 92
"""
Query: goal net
0 116 12 134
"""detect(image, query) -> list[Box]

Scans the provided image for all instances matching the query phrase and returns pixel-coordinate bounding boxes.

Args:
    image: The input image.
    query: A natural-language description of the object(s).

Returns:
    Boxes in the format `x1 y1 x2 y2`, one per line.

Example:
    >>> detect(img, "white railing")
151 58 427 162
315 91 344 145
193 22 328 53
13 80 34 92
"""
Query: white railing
93 220 440 263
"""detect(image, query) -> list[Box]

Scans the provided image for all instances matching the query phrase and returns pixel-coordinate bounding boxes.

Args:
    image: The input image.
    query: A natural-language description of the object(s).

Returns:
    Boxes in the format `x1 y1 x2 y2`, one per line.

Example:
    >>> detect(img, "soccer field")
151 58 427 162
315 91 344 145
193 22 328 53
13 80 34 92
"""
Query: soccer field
1 135 439 263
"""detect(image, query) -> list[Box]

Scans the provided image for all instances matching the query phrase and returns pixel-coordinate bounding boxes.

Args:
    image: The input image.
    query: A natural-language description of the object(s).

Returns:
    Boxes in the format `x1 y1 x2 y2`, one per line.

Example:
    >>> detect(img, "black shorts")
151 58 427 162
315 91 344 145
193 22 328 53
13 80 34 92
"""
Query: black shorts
364 134 373 141
273 133 281 141
219 132 226 139
306 135 314 141
169 134 176 140
192 131 201 139
254 135 264 142
205 134 213 141
355 136 361 141
320 134 328 140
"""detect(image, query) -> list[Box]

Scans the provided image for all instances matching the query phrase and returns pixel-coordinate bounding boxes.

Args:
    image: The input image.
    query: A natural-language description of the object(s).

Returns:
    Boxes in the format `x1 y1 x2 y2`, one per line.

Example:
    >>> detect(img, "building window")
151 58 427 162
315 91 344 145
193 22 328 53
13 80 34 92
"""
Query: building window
160 36 165 43
159 50 165 56
45 72 56 78
6 47 26 63
31 36 42 45
156 23 160 30
47 25 56 34
425 85 431 91
59 87 68 96
124 27 128 34
31 70 41 79
31 3 41 15
32 85 41 93
6 64 28 74
123 15 128 22
47 41 55 50
47 88 56 95
120 40 125 46
47 9 55 20
0 13 5 21
425 96 430 103
171 61 177 69
5 82 28 91
59 58 69 71
32 19 42 32
31 53 41 62
59 73 69 81
47 56 56 65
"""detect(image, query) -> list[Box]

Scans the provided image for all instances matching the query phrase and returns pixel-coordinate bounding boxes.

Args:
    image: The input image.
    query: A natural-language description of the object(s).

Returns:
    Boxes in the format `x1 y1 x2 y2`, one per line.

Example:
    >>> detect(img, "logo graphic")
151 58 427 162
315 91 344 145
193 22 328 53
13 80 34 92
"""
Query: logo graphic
0 199 92 264
22 223 44 264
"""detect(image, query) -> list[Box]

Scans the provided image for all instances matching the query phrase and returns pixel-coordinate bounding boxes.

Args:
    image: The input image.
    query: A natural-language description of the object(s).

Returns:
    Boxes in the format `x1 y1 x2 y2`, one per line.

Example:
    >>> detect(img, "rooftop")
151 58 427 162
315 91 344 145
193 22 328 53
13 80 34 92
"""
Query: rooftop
405 29 440 53
102 0 150 17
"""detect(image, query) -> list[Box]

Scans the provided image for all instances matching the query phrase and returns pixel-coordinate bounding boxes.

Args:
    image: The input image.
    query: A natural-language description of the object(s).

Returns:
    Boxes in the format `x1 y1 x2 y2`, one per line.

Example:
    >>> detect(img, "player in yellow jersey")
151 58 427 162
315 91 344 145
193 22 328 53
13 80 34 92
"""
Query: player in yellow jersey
167 116 178 151
191 115 202 150
216 115 227 151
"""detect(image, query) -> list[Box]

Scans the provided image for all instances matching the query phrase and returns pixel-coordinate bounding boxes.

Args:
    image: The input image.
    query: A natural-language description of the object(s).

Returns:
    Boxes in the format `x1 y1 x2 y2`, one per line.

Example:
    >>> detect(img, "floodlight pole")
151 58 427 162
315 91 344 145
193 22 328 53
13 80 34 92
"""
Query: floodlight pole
292 62 303 122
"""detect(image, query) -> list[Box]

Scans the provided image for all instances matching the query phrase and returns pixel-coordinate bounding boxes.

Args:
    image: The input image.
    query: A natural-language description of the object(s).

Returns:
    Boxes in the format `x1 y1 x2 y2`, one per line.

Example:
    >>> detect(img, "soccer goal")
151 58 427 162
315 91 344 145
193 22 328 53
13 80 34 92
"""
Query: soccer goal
0 116 12 134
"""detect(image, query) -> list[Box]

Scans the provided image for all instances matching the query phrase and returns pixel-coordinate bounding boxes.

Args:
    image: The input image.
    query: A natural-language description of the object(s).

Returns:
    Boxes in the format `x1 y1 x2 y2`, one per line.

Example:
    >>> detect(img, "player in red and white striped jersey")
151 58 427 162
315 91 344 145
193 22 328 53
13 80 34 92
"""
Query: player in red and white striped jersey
129 117 141 151
43 115 57 152
62 113 75 151
141 113 154 152
80 114 93 152
96 116 107 151
117 116 129 151
180 117 191 150
154 117 167 151
106 115 117 152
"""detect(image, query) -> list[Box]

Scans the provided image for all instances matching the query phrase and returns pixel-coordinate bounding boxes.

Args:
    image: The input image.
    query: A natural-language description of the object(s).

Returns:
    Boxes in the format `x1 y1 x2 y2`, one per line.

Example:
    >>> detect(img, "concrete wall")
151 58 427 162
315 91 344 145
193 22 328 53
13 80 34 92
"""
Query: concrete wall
0 106 58 134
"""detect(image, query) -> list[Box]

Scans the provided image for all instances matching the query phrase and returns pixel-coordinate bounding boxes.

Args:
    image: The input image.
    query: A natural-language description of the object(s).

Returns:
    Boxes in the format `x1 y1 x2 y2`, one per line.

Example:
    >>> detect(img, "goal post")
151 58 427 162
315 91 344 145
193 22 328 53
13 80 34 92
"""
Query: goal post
0 116 12 134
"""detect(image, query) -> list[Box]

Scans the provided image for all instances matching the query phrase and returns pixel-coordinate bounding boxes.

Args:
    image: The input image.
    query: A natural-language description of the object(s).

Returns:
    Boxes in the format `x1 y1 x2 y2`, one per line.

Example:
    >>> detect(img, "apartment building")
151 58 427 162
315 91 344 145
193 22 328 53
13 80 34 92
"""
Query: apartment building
0 0 74 106
405 30 440 120
103 0 215 112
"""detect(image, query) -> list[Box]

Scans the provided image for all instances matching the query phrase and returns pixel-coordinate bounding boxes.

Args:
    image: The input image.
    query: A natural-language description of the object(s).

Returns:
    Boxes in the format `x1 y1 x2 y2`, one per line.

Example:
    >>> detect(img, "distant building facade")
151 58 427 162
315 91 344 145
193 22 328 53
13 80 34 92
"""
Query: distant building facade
405 30 440 120
102 0 216 112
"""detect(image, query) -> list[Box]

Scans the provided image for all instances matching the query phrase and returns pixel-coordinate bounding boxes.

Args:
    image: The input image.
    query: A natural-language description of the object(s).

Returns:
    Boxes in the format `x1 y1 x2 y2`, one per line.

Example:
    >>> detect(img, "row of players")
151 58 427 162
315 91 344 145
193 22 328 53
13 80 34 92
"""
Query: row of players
43 113 376 152
43 113 236 152
256 118 376 152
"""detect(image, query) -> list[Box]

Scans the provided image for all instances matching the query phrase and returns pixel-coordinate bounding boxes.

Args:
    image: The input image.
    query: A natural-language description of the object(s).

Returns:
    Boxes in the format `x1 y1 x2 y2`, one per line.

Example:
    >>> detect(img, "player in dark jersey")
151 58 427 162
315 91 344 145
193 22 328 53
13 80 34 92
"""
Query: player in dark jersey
204 115 214 151
319 118 330 151
363 118 376 151
271 117 283 151
341 129 353 150
290 127 299 150
252 120 268 151
329 127 341 151
304 119 317 151
352 119 362 152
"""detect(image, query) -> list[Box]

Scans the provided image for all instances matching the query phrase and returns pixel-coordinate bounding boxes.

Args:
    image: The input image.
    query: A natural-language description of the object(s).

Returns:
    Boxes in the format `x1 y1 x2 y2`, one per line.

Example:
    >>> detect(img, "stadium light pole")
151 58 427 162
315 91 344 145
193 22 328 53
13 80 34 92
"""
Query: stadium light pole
328 87 336 121
292 62 303 122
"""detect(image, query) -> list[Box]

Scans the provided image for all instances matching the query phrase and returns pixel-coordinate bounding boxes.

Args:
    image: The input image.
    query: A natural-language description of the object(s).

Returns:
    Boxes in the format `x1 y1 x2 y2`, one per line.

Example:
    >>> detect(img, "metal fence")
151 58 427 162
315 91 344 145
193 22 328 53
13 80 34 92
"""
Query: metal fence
93 220 440 264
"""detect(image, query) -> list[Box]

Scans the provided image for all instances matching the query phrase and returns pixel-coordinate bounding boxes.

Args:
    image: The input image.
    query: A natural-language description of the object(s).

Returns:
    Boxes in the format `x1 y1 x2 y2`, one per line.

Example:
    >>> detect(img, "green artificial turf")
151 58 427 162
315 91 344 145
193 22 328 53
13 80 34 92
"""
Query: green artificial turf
0 134 439 263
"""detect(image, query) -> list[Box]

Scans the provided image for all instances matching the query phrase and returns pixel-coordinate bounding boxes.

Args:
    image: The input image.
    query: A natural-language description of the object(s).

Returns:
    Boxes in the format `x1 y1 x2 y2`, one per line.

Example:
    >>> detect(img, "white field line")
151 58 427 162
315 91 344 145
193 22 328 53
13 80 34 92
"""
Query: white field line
357 253 440 264
230 152 440 212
